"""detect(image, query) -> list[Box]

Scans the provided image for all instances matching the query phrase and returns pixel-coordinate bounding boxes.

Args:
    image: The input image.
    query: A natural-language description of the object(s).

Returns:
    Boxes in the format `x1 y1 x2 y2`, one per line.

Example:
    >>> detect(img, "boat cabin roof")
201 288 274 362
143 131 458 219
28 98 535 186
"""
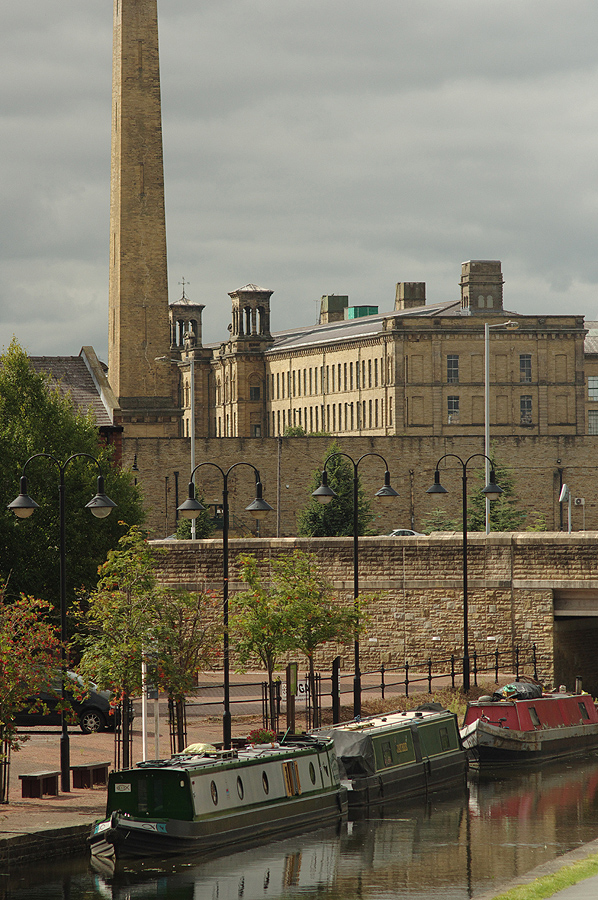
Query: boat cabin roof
133 738 333 775
463 692 598 731
329 708 453 734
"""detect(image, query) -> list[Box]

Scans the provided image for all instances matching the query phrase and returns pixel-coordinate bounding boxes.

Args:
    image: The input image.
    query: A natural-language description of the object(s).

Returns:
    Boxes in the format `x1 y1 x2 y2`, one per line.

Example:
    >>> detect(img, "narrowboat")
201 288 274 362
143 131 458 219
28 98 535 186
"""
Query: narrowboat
89 736 347 862
461 681 598 766
315 707 467 807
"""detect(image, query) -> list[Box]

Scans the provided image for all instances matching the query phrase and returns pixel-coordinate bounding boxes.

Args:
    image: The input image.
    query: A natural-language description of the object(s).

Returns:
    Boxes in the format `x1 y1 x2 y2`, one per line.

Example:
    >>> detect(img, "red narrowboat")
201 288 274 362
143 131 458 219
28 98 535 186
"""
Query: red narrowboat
461 682 598 766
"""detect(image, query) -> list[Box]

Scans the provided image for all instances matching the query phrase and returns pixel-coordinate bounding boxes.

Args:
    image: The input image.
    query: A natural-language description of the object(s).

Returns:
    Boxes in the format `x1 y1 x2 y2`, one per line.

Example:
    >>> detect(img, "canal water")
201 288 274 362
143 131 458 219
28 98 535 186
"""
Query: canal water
4 755 598 900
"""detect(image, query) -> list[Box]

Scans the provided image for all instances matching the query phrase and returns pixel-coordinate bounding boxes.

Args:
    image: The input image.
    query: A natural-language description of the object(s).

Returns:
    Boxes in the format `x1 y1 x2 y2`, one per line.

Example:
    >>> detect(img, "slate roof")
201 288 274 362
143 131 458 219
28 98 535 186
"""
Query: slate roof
29 355 112 426
265 299 463 354
585 322 598 355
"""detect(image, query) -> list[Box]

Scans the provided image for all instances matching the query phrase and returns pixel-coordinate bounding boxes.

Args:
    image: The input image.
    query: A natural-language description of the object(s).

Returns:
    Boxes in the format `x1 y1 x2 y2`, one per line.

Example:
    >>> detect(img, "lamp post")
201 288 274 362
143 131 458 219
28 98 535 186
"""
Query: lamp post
8 453 116 792
484 320 518 534
312 452 398 718
156 354 196 537
426 453 502 693
178 463 273 749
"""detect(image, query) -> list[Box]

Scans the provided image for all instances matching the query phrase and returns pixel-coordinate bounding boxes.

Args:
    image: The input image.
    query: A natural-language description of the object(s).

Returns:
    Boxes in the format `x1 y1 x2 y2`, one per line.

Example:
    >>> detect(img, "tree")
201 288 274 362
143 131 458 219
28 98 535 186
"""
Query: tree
230 554 294 728
297 441 373 537
150 587 221 751
0 587 61 799
467 456 528 532
268 551 361 728
231 551 362 729
175 495 217 540
0 339 144 615
75 526 157 766
420 508 459 533
76 526 221 757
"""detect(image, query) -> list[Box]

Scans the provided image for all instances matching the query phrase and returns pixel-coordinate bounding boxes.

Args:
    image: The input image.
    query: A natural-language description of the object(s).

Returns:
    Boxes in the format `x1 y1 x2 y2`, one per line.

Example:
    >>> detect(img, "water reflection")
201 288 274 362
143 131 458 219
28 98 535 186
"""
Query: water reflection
4 755 598 900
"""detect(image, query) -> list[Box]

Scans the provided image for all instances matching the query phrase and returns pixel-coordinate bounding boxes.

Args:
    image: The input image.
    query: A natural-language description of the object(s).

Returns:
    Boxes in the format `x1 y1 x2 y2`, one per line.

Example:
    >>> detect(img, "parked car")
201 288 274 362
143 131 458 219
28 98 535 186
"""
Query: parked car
14 671 115 734
388 528 425 537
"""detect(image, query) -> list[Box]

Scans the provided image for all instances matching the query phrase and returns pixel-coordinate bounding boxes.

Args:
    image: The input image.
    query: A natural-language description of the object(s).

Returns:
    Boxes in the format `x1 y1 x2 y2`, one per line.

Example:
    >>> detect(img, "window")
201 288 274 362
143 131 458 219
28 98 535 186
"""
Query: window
589 411 598 434
447 396 460 424
520 354 532 383
588 376 598 400
249 385 260 401
251 424 261 438
520 395 532 425
447 355 459 384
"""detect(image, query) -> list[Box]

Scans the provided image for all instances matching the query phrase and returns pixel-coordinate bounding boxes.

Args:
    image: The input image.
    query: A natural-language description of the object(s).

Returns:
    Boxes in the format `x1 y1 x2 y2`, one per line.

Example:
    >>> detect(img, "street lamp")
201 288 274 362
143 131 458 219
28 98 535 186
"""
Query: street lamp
426 453 502 693
484 320 519 533
178 462 273 749
8 453 116 792
312 452 398 718
156 354 196 537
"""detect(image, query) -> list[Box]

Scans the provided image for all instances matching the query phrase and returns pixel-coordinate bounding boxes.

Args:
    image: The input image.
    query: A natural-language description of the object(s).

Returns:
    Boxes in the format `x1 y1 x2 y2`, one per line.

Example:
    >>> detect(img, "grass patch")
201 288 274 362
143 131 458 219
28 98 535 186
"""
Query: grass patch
489 852 598 899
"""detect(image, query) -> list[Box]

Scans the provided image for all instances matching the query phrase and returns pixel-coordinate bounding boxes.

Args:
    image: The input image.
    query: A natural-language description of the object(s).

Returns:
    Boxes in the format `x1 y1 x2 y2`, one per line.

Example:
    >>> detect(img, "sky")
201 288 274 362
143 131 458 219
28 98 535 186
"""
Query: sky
3 0 598 362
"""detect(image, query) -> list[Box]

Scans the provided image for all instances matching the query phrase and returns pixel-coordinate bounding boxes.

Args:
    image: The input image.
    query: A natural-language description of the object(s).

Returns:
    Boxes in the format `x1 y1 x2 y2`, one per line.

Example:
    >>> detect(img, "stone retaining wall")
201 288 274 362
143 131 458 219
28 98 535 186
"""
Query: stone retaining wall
152 532 598 694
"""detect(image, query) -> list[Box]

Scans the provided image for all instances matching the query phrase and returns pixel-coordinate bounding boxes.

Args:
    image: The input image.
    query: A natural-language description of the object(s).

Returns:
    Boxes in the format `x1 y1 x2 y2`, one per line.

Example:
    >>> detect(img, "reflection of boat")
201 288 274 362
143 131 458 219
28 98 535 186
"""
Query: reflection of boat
469 757 598 822
89 736 347 863
461 682 598 766
92 825 342 900
316 707 467 807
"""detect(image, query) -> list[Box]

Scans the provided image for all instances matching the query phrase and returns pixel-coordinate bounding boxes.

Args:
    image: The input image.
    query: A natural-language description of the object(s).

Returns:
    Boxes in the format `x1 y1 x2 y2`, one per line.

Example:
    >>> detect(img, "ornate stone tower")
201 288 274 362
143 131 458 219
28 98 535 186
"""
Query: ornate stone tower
108 0 179 436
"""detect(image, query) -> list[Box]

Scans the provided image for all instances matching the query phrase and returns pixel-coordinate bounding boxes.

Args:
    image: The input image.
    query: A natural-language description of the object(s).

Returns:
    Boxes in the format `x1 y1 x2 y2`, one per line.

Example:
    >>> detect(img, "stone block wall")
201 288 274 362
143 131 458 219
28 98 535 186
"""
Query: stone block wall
149 531 598 691
125 434 598 541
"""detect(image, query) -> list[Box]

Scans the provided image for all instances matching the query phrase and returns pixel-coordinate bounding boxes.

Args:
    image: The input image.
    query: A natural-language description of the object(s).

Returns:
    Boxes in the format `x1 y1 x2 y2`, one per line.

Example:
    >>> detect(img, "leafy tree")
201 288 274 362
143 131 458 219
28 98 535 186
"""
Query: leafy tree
150 587 221 751
230 553 294 727
75 526 157 765
0 586 61 784
268 551 361 728
76 526 221 757
297 441 373 537
0 339 144 616
231 551 362 729
283 426 306 437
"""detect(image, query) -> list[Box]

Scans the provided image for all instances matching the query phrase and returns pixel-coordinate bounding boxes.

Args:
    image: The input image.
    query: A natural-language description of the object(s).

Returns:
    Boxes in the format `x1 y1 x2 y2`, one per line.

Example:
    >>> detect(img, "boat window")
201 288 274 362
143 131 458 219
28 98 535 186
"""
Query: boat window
210 780 218 805
282 761 302 796
237 776 244 800
579 702 590 721
529 707 541 727
309 762 316 784
440 727 450 752
381 741 393 767
262 772 269 794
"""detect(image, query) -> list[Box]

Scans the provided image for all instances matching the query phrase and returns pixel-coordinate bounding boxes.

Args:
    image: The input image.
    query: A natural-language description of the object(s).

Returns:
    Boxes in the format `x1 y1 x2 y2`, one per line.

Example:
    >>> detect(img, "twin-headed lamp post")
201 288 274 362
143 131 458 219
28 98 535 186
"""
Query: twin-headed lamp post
177 462 273 749
312 452 398 718
8 453 116 791
426 453 503 693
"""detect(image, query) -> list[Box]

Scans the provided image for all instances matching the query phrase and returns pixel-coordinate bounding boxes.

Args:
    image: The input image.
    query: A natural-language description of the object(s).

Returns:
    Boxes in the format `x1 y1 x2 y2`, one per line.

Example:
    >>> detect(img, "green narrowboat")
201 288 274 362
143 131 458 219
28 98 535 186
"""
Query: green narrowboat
317 708 466 807
89 736 347 863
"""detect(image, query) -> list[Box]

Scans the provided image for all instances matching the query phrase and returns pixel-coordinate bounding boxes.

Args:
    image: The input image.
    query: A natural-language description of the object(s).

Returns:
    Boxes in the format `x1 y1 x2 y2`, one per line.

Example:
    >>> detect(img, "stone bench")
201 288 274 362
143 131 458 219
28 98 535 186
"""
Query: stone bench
70 761 111 789
18 770 60 799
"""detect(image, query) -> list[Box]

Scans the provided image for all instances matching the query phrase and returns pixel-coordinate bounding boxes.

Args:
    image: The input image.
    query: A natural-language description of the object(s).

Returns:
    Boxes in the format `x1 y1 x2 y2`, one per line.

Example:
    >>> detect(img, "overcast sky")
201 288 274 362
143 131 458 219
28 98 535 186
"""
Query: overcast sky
3 0 598 362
